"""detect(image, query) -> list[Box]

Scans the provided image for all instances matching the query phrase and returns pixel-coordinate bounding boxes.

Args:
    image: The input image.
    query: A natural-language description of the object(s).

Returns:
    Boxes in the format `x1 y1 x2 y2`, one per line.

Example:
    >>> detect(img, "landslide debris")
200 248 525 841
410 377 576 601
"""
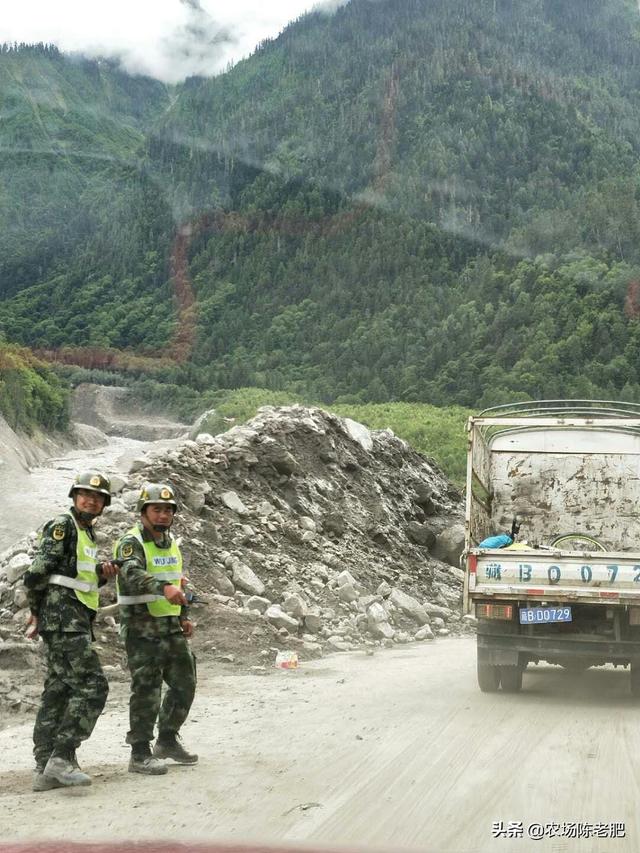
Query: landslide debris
0 405 470 713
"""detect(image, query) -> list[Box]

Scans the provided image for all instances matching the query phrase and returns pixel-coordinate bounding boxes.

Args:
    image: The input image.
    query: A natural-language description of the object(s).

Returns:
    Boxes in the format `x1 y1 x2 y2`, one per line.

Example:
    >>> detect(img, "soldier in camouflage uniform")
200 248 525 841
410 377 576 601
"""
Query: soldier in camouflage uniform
23 471 117 791
114 482 197 775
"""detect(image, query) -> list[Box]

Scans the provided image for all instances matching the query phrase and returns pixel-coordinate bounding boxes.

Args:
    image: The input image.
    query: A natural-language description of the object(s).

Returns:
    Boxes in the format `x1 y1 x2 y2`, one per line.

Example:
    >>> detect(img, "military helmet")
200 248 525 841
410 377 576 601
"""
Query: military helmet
137 482 178 513
68 471 112 506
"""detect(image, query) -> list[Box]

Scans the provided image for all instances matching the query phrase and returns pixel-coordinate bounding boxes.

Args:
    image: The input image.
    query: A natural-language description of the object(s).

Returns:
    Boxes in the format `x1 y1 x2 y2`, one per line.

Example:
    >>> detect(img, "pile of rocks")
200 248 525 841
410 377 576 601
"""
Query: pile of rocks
0 405 471 707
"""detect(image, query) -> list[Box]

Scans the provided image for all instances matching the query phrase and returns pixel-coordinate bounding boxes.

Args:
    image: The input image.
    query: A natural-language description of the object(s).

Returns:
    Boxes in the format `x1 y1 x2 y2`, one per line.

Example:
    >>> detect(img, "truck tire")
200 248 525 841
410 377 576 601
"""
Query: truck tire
630 663 640 697
500 665 523 693
477 656 500 692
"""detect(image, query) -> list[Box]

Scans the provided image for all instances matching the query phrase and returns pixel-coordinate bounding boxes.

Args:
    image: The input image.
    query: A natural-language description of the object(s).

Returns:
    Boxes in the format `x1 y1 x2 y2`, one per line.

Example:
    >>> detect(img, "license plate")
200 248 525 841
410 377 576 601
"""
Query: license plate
519 606 572 624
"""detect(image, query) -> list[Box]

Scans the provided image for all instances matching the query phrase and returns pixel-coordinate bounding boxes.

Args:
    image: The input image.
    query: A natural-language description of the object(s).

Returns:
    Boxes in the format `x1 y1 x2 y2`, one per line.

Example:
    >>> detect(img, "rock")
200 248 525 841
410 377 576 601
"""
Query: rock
413 481 437 514
109 475 127 494
0 642 40 670
406 522 437 548
5 553 31 584
220 491 249 515
299 516 317 532
336 570 358 588
265 605 299 632
423 601 452 619
327 636 351 651
195 433 217 445
128 457 148 474
182 485 208 514
283 593 308 619
121 489 138 507
432 617 445 629
259 439 299 476
304 610 323 633
414 626 435 641
13 586 28 610
246 596 271 614
366 602 395 639
337 583 358 604
377 581 391 598
341 418 373 452
447 565 466 583
103 499 128 523
389 588 430 625
324 512 346 537
210 568 236 597
433 582 461 609
256 500 276 517
432 523 466 567
438 628 450 636
309 562 330 582
231 562 265 596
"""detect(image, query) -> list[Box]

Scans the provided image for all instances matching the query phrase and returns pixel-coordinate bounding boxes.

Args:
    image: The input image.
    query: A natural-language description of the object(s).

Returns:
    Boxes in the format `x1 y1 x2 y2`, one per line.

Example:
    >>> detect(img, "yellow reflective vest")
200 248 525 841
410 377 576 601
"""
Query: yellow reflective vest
47 512 99 611
116 526 183 618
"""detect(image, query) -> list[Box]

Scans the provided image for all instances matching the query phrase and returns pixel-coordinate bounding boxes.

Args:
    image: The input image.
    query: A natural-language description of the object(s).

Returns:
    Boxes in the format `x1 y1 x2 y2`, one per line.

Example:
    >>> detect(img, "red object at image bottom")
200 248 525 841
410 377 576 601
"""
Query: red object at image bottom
0 844 379 853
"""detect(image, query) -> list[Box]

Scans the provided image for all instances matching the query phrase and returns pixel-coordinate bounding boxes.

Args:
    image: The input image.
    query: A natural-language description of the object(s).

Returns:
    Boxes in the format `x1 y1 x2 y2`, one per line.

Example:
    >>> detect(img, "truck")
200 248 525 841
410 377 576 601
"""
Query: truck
463 400 640 694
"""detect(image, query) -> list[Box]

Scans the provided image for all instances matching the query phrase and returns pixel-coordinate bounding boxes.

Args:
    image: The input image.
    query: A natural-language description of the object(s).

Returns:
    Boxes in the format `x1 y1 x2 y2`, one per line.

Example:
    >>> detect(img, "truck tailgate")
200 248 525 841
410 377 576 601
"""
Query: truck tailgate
469 549 640 603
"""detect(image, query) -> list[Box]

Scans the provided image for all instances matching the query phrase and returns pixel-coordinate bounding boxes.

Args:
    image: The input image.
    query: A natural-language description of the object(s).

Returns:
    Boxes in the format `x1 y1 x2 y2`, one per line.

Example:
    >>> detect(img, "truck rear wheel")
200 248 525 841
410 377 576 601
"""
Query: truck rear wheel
500 665 523 693
477 652 500 692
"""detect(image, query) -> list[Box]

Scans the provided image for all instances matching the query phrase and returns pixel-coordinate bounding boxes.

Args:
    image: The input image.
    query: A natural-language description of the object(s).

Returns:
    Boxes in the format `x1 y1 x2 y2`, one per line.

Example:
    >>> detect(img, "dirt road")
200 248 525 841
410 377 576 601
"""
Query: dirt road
0 435 179 552
1 637 638 852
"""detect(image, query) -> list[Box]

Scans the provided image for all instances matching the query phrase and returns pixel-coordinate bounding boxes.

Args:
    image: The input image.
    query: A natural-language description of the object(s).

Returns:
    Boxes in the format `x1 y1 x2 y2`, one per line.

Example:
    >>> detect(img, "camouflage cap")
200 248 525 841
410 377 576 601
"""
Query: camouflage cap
68 470 112 506
137 482 179 513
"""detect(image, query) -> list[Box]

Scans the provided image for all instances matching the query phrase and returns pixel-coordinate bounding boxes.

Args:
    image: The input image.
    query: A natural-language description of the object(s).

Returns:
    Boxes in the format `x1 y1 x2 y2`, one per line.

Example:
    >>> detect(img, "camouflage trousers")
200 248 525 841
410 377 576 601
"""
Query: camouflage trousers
125 633 196 745
33 632 109 767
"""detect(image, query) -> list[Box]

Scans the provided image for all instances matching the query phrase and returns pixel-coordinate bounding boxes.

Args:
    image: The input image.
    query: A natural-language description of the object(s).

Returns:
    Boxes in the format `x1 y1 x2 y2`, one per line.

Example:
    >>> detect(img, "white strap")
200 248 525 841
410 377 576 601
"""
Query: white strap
151 571 183 581
117 594 164 605
49 574 98 593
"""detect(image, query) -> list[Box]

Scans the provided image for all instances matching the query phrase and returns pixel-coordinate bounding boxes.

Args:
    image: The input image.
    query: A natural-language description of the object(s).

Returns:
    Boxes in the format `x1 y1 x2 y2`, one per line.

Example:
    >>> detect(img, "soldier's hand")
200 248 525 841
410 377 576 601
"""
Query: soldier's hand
164 584 187 606
25 613 39 640
181 619 194 638
99 560 120 579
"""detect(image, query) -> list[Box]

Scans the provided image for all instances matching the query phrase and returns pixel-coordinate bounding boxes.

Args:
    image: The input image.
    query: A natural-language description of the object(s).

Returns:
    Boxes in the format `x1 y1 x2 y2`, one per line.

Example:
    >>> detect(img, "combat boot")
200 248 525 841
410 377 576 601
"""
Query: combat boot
42 755 92 787
153 733 198 764
128 743 168 775
32 765 64 792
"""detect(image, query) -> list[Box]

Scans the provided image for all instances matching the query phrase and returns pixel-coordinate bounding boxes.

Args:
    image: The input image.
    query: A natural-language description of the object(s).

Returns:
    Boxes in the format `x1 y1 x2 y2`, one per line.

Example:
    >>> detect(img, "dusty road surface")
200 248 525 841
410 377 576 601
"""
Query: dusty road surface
1 637 639 853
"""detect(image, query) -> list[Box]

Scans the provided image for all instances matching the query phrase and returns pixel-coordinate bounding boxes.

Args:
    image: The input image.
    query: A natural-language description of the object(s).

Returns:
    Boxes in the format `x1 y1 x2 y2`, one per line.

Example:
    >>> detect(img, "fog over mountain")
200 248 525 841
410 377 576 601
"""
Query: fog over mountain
2 0 352 82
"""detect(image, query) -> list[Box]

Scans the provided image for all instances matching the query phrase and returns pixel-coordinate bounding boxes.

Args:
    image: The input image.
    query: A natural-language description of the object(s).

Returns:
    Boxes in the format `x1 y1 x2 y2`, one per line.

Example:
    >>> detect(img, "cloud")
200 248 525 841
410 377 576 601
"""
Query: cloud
2 0 353 84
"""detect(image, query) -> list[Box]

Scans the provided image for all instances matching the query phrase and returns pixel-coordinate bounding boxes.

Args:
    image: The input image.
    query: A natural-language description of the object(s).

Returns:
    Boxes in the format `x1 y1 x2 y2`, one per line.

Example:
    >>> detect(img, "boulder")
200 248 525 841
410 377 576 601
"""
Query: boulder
231 561 265 596
265 605 299 632
220 491 249 515
432 523 465 567
389 588 430 625
5 553 31 584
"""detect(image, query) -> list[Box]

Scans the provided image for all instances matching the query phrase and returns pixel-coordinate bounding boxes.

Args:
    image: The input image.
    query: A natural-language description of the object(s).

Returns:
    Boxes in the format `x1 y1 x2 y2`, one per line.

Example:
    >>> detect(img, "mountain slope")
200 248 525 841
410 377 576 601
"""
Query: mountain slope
0 43 172 300
2 3 640 407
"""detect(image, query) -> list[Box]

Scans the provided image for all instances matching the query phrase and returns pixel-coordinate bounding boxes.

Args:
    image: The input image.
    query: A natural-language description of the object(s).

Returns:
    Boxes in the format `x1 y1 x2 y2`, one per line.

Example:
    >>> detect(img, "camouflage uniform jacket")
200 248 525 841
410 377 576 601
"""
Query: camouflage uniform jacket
23 509 106 634
114 522 186 640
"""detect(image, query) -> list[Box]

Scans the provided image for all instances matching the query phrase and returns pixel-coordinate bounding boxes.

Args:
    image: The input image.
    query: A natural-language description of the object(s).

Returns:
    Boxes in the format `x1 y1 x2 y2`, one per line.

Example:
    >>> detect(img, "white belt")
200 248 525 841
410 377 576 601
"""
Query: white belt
117 594 164 605
151 572 183 581
49 574 98 593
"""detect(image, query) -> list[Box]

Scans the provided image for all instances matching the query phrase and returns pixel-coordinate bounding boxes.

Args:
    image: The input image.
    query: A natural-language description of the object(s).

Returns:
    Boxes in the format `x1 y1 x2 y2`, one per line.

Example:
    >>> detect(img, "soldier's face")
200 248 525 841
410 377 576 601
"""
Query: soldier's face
74 488 106 515
143 503 175 531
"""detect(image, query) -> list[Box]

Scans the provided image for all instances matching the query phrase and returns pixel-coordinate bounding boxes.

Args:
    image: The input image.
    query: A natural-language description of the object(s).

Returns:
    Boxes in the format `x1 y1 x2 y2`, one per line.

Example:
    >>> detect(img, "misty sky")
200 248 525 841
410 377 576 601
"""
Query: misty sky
2 0 347 83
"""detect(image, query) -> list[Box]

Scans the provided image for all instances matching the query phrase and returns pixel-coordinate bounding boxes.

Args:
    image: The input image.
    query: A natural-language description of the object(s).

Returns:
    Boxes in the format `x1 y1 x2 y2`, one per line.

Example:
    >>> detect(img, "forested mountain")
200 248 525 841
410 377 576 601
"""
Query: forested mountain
0 44 174 345
2 1 640 408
